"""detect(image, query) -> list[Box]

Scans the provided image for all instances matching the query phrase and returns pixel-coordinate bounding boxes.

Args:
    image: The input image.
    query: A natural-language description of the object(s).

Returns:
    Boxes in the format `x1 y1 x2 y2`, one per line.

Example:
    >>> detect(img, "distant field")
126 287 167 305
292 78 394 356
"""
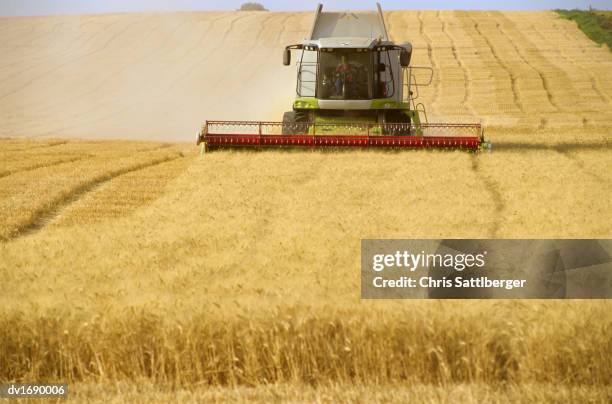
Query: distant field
0 10 611 140
1 8 611 402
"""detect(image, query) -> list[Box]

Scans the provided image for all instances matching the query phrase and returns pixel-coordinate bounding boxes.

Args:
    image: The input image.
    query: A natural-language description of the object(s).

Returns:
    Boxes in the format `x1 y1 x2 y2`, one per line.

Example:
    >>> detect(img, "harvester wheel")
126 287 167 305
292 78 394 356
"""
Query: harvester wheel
282 111 310 135
282 111 297 135
295 110 311 122
380 110 411 136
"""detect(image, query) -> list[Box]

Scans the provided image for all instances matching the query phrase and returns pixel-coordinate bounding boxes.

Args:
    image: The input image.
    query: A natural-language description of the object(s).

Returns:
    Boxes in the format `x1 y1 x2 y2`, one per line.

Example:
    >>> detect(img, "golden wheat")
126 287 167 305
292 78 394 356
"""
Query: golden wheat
1 302 611 385
1 144 610 389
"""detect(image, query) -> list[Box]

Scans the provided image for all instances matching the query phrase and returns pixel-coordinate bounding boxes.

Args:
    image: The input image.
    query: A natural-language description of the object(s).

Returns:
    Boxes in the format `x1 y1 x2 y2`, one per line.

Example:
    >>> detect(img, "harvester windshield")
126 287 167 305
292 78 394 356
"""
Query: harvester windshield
317 49 394 100
318 50 370 99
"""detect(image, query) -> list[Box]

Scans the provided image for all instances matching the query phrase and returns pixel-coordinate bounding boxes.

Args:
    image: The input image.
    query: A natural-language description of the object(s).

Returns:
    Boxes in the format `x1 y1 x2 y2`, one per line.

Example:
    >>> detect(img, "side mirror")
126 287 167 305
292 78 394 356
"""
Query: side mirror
400 43 412 67
283 49 291 66
378 63 386 72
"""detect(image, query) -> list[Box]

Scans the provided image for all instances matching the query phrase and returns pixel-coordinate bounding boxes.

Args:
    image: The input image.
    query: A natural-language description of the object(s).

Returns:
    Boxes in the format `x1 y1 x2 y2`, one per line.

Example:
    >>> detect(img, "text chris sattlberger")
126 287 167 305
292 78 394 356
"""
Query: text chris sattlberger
370 250 527 290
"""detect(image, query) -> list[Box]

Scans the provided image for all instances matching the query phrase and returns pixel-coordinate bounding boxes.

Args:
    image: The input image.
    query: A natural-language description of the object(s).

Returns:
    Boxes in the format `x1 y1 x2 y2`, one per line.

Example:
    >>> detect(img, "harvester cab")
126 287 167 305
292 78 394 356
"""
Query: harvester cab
283 3 427 129
197 3 486 152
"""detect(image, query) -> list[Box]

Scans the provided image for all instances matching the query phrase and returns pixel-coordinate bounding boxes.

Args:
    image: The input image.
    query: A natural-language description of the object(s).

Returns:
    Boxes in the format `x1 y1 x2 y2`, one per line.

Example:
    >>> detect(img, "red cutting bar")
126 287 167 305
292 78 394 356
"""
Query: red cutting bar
205 134 480 149
199 121 483 150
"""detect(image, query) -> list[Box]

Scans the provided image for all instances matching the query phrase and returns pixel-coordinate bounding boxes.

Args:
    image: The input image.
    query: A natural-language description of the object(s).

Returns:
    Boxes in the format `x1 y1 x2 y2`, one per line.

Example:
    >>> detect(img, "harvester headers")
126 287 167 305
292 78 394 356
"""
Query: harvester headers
197 121 484 152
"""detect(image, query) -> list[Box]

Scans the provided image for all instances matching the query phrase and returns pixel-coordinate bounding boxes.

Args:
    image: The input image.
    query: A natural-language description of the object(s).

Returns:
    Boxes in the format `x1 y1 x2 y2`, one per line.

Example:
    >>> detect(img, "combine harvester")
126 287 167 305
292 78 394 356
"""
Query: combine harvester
197 3 488 152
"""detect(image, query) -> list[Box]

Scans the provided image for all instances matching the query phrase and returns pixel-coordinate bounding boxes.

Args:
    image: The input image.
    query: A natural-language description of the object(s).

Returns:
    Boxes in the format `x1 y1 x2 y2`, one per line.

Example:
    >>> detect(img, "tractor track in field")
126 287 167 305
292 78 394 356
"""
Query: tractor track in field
0 16 123 82
0 156 87 179
12 14 217 125
471 155 504 237
207 13 275 93
6 153 185 241
166 13 252 92
491 16 561 113
417 12 440 111
530 25 612 107
492 141 609 151
13 15 190 121
554 149 610 184
439 15 473 113
241 14 292 85
4 140 69 152
0 14 153 102
134 143 174 153
275 13 292 46
466 15 524 114
492 141 611 184
42 18 185 115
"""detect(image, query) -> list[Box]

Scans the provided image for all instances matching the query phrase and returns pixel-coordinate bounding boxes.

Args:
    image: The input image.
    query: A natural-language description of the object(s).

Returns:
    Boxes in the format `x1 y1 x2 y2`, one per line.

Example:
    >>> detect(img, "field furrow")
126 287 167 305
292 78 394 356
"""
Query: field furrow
471 15 524 114
440 15 472 111
0 155 86 178
0 142 186 240
17 154 185 237
51 156 192 227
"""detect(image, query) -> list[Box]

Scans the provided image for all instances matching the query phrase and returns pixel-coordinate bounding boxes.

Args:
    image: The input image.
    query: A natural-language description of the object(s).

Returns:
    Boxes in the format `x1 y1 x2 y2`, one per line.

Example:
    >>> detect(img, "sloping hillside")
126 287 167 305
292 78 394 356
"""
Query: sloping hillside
0 10 611 141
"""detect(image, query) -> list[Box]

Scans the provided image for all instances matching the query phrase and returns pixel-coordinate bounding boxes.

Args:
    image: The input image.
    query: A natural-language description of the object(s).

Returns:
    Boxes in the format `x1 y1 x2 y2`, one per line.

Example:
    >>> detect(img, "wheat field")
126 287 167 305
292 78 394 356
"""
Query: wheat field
0 9 611 403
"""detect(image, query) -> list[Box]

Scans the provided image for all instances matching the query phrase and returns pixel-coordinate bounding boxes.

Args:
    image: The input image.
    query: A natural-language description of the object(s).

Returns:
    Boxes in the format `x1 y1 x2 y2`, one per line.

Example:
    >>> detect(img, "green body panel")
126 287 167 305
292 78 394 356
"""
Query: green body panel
290 97 425 136
293 98 412 110
284 109 424 136
370 99 410 109
314 114 376 123
312 114 378 135
293 98 319 109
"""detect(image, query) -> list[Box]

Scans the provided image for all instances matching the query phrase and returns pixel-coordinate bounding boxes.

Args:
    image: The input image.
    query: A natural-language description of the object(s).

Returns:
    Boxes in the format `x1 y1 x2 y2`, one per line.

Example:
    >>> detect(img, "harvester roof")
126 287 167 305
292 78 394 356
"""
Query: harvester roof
304 3 389 48
311 37 383 49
